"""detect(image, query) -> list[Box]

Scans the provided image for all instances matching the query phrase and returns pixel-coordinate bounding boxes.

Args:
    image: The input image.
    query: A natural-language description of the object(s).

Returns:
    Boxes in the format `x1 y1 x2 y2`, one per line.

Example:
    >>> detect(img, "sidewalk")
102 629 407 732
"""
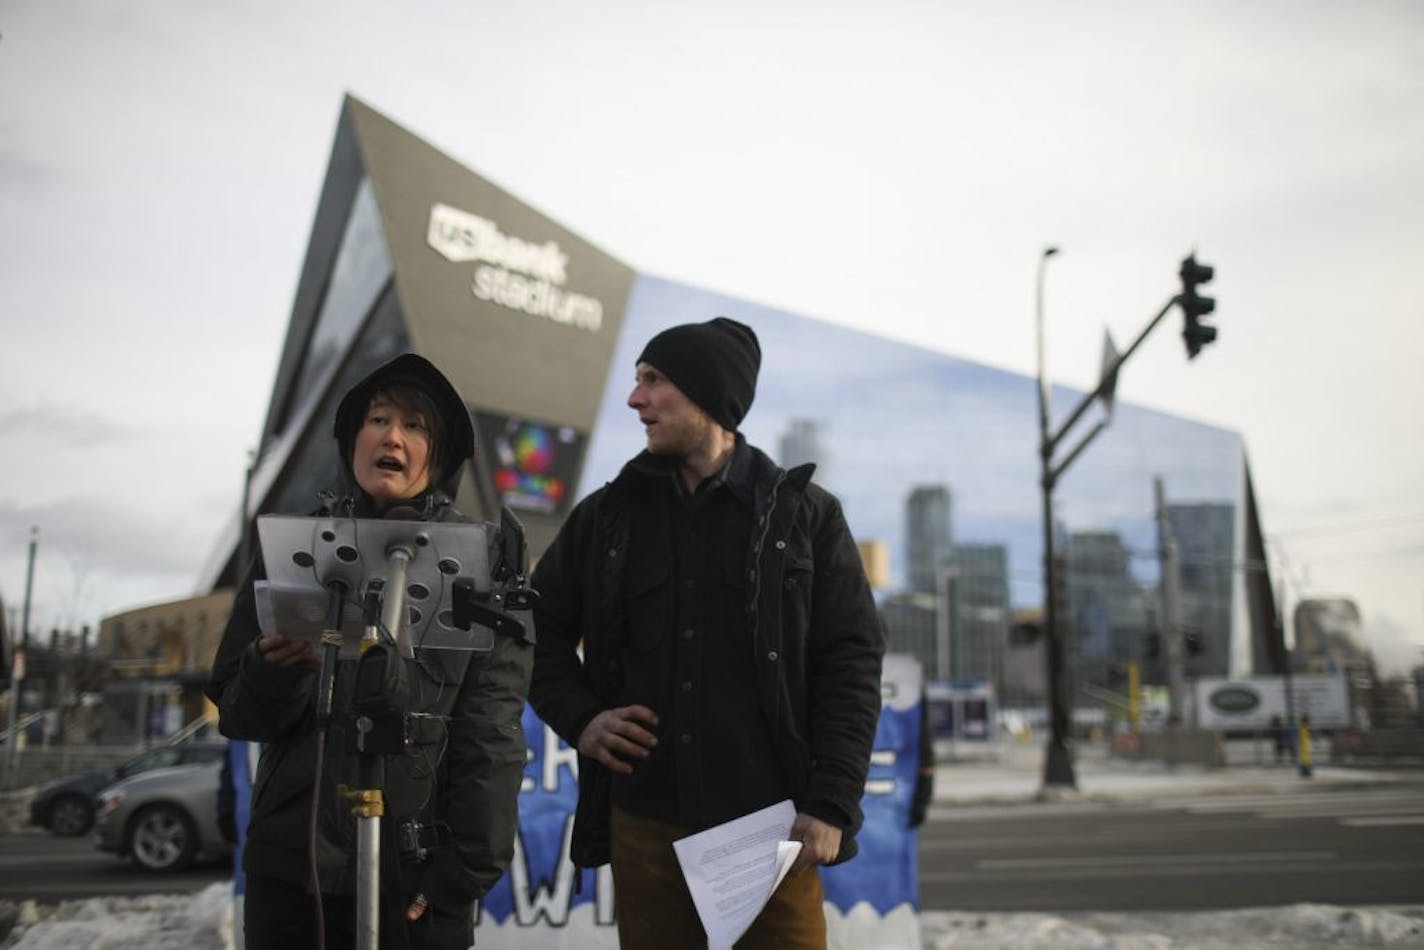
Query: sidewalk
929 738 1420 809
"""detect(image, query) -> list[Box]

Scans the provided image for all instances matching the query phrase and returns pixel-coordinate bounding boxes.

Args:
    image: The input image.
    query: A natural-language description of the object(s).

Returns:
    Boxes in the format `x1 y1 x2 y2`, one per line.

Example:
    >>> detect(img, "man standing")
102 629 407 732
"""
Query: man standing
530 317 884 948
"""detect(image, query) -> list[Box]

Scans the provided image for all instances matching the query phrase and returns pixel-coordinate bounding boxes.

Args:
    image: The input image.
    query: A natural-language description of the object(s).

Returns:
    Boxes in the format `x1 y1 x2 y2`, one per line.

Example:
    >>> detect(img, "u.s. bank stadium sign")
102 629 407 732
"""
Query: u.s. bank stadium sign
427 203 604 333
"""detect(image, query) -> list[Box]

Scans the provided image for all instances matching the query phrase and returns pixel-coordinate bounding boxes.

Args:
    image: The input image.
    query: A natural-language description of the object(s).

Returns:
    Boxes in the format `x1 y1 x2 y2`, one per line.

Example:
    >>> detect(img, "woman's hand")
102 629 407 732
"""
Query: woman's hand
255 632 321 671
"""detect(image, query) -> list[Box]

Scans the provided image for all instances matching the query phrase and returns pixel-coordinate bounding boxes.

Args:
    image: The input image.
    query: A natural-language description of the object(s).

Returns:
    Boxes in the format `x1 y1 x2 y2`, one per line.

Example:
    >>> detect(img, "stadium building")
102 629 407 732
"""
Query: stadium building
197 95 1285 697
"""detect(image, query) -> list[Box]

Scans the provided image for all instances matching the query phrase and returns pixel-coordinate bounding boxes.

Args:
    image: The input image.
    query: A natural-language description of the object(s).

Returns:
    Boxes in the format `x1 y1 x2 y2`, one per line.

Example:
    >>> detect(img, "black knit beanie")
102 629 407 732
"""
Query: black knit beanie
637 317 761 431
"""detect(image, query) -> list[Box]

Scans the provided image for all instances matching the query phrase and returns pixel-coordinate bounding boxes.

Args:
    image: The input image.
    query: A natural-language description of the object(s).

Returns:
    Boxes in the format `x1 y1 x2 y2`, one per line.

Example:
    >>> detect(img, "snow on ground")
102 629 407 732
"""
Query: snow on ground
0 884 231 949
924 905 1424 949
1 886 1422 949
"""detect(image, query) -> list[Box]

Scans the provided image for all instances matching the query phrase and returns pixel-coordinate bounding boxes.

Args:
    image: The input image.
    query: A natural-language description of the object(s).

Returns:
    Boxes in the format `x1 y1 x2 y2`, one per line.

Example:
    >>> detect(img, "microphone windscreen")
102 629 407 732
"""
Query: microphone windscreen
384 505 422 521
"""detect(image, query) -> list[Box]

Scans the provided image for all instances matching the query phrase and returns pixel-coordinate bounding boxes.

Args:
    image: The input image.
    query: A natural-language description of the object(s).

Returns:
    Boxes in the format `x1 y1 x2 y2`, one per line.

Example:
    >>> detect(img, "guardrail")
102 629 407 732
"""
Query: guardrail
0 714 219 790
0 711 47 746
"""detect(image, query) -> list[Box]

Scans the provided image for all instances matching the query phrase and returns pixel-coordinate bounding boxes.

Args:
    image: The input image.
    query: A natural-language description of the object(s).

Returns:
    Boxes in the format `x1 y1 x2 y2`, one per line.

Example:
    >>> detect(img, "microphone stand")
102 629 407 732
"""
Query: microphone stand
350 591 386 950
256 510 514 950
345 532 421 950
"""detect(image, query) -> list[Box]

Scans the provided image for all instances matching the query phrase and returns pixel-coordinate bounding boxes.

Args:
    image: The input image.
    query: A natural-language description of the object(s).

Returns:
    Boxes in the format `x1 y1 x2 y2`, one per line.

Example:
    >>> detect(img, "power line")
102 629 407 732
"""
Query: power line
1272 512 1424 540
1302 545 1424 567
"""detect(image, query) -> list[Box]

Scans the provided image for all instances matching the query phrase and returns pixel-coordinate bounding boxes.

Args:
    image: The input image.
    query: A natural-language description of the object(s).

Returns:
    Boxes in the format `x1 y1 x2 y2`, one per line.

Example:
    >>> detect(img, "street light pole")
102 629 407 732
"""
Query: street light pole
1035 247 1077 788
1032 249 1218 790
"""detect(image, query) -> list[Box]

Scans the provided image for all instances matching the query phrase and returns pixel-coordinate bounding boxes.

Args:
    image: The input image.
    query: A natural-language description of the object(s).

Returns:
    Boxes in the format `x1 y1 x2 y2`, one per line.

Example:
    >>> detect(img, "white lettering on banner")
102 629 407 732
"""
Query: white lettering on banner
475 819 616 932
543 729 579 792
865 749 897 796
427 203 605 333
521 725 580 793
509 817 580 925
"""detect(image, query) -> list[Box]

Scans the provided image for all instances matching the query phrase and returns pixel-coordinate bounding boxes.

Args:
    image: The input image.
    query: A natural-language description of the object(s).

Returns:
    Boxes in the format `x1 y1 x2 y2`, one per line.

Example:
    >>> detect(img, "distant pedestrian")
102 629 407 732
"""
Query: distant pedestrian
1270 714 1291 764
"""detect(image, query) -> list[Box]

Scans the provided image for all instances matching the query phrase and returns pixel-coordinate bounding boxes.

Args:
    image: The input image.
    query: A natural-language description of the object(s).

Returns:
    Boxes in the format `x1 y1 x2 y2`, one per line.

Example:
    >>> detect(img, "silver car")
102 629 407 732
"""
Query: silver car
92 757 230 872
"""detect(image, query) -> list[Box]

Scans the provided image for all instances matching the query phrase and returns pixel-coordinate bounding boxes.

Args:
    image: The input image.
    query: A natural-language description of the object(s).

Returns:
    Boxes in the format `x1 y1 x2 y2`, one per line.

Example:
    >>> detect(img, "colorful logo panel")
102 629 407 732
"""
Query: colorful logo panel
475 411 586 516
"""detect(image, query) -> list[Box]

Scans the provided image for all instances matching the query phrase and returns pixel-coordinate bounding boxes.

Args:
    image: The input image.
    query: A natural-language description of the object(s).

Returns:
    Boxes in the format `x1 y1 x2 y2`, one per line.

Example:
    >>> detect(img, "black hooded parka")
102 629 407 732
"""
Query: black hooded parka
206 354 533 947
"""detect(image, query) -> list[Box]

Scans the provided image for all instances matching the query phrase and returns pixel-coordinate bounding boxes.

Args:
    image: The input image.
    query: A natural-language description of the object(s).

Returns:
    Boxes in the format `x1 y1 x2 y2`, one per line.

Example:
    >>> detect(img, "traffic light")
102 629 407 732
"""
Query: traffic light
1184 630 1205 656
1010 621 1042 646
1178 253 1217 359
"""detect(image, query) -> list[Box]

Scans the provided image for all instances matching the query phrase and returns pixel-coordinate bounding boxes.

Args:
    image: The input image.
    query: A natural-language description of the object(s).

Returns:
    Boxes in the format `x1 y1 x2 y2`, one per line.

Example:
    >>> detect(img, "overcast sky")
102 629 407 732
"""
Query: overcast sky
1 1 1421 673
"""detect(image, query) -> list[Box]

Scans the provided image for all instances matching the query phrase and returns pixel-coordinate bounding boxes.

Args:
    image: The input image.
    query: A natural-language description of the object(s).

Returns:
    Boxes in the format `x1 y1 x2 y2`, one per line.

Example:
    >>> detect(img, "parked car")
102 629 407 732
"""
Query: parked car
92 755 230 872
28 741 227 837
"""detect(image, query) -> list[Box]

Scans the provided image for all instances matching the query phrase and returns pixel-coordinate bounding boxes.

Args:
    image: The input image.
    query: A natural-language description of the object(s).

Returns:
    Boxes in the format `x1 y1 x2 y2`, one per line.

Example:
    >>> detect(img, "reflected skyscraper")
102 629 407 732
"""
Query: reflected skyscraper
880 592 939 680
778 418 827 473
946 543 1010 685
1063 530 1149 690
1166 502 1235 678
906 485 952 594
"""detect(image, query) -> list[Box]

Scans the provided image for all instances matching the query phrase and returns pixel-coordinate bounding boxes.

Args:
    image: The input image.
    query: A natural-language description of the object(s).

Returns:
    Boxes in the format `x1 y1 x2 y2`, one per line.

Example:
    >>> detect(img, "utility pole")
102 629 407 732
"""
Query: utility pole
1035 250 1218 791
935 567 955 682
1155 478 1185 726
6 527 37 779
1276 575 1297 762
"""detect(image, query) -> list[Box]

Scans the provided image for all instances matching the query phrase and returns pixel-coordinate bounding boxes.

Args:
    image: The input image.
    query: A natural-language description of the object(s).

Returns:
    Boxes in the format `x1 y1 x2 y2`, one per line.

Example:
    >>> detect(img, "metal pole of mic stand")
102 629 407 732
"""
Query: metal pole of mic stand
351 541 416 950
352 592 385 950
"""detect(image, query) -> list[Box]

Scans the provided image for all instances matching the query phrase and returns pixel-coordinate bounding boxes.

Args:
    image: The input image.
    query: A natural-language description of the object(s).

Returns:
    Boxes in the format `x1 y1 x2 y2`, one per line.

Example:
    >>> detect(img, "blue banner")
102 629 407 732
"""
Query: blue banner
477 654 925 948
231 657 926 949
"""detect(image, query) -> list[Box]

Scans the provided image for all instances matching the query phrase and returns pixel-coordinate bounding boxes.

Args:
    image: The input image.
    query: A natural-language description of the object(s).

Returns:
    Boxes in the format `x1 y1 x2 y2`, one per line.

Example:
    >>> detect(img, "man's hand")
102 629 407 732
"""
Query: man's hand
577 705 659 775
789 813 842 874
255 632 321 671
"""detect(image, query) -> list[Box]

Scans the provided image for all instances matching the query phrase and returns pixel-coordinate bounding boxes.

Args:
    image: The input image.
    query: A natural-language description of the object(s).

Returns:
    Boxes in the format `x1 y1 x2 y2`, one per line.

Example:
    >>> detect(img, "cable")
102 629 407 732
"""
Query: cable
309 721 328 950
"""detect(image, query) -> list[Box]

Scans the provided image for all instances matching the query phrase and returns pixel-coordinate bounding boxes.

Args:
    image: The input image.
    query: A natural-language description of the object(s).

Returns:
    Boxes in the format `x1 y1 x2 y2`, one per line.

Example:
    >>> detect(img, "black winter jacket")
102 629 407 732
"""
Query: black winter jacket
206 486 533 915
529 442 884 868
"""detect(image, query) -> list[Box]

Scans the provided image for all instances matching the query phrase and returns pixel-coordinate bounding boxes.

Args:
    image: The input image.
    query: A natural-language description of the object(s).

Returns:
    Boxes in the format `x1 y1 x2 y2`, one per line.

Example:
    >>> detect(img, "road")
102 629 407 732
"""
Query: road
4 781 1422 914
921 781 1424 912
0 834 229 902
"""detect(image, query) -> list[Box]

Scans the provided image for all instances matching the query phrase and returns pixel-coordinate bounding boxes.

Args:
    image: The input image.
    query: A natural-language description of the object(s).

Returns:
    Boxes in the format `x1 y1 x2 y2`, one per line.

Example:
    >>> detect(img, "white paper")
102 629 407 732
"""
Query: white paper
672 800 803 950
251 580 364 657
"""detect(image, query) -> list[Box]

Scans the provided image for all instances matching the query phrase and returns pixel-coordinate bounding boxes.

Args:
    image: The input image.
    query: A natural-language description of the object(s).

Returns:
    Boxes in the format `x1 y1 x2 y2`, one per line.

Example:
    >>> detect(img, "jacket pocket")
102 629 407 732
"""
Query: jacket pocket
622 565 670 654
779 554 815 645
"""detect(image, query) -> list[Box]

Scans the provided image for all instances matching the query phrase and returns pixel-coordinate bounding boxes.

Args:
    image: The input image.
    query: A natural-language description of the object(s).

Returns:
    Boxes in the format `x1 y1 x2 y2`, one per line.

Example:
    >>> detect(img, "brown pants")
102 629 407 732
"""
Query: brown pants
610 806 827 950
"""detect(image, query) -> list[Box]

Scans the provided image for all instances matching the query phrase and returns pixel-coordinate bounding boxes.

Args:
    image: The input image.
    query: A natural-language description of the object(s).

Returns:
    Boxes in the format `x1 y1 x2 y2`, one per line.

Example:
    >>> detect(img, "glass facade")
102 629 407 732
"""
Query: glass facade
263 287 412 519
579 275 1255 703
277 177 394 440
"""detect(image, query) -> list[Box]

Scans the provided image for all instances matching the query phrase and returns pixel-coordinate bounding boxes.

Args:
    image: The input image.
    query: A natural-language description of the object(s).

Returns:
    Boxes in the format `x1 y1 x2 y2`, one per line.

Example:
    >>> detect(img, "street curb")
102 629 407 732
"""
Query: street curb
927 763 1423 810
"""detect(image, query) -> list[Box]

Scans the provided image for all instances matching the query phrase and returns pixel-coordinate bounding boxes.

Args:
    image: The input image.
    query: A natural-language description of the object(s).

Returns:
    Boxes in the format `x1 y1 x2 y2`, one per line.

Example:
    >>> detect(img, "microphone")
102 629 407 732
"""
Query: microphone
381 505 424 658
